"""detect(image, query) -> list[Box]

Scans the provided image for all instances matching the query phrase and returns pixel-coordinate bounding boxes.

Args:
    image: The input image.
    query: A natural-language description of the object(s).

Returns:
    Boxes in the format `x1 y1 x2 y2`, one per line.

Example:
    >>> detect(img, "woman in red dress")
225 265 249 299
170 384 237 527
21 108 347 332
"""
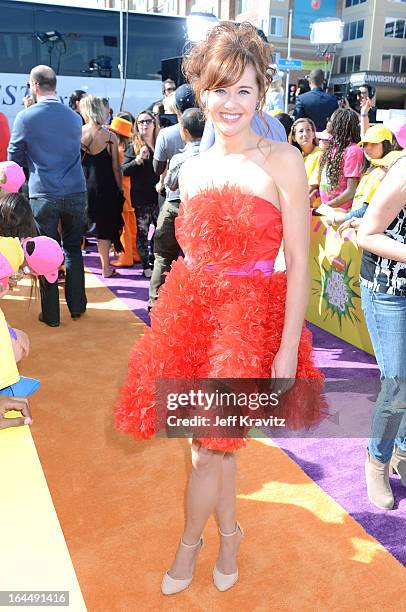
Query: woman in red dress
115 22 323 594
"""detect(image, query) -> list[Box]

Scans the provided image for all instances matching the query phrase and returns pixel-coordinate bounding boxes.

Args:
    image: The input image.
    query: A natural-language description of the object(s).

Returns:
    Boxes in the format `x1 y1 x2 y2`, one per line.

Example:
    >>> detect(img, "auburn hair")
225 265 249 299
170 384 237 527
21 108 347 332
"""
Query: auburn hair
182 22 272 111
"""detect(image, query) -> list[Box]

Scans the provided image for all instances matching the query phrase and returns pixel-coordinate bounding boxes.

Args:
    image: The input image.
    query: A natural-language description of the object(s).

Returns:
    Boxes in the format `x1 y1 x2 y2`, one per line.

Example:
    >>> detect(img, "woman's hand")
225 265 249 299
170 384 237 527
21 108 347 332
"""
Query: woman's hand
338 217 361 236
270 347 298 395
360 97 372 116
12 329 30 362
325 210 346 226
155 180 164 194
139 145 150 160
0 397 32 429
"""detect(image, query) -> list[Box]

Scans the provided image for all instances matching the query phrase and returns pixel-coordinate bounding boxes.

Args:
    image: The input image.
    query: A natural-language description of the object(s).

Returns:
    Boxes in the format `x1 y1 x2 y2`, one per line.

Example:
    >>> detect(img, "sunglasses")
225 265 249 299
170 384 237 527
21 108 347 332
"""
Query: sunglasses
165 87 175 93
137 119 153 125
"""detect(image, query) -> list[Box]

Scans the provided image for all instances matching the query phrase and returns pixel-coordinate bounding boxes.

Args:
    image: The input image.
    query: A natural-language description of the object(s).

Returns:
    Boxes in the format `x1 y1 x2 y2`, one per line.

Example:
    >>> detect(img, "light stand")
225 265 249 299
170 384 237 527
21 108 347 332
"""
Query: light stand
310 19 344 92
35 31 66 73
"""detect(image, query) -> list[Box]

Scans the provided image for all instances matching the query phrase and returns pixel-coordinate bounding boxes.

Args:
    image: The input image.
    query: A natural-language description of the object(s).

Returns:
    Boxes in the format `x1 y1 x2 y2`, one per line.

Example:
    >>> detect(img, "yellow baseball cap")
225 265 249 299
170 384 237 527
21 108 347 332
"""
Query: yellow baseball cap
0 237 24 281
359 124 393 146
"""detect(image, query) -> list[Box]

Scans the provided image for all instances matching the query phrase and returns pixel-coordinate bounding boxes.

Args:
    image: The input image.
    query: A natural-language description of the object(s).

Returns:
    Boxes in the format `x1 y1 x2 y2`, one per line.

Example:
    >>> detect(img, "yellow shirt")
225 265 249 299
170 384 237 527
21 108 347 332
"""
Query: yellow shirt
0 306 19 389
303 147 323 187
352 166 384 211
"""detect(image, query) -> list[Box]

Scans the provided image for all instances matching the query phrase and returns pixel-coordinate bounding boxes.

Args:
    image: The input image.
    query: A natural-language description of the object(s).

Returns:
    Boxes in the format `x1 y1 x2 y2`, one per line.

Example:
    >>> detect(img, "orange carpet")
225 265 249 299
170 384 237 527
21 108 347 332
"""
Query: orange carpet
3 272 406 611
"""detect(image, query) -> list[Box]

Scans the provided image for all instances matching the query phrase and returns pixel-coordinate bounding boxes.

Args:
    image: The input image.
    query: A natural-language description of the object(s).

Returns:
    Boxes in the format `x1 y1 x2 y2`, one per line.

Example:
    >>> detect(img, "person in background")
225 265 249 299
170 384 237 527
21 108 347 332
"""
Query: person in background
327 125 395 227
357 148 406 510
122 110 159 278
109 114 140 267
68 89 87 125
148 84 197 306
148 107 205 311
149 78 177 113
289 118 322 207
163 92 178 116
0 231 64 427
265 70 284 114
0 164 35 392
0 111 10 162
385 116 406 152
0 237 33 430
101 98 113 125
316 128 331 152
8 64 87 327
80 95 124 278
318 108 364 214
152 102 165 128
293 69 338 132
163 78 176 99
273 112 293 140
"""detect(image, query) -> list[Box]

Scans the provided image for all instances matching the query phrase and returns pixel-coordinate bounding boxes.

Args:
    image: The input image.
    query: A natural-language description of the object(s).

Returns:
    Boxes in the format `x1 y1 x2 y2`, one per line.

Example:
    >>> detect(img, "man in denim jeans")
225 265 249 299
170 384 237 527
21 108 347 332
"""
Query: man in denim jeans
8 65 87 327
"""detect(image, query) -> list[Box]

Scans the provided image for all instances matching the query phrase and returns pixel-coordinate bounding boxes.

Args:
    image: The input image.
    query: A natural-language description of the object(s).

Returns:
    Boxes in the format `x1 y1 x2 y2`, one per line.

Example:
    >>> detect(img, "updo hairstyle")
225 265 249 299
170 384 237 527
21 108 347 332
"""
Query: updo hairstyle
182 22 272 112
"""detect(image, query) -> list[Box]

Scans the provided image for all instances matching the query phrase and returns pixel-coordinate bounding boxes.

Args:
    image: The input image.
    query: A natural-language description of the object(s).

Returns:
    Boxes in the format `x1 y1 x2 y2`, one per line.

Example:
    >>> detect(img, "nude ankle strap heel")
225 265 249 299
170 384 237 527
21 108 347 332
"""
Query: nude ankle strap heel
161 537 203 596
213 522 244 592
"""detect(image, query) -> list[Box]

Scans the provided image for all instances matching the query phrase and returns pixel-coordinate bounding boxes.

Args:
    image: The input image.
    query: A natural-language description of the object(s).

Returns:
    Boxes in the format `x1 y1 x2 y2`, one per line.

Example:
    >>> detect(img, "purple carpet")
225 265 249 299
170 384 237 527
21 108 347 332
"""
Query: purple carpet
84 250 406 567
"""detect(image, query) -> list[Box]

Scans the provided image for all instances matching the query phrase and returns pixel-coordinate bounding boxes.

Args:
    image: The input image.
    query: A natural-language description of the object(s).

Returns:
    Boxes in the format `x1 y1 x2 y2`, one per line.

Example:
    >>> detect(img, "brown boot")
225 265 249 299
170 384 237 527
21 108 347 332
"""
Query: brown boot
365 449 394 510
390 445 406 487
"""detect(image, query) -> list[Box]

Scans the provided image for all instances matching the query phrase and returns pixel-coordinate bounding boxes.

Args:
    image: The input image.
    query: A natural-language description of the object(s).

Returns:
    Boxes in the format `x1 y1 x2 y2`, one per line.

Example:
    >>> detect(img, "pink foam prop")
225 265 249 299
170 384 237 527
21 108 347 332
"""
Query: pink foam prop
22 236 64 284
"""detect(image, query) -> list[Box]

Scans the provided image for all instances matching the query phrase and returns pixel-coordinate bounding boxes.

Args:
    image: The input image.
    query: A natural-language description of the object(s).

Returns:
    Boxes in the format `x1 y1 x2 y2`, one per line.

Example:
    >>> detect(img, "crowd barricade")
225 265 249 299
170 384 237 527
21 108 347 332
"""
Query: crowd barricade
306 215 374 356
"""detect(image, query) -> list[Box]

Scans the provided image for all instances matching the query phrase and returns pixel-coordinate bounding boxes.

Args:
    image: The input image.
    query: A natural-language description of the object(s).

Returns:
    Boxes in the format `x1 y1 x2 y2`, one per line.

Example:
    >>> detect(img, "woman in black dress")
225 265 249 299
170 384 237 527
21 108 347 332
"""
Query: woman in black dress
122 110 159 278
80 95 123 277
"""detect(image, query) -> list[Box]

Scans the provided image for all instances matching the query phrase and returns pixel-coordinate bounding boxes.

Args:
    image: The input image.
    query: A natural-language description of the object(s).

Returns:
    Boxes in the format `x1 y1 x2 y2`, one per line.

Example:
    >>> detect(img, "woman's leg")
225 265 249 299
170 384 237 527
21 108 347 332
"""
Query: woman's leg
214 453 243 575
361 286 406 463
168 443 224 579
97 238 112 275
149 203 160 267
135 207 151 270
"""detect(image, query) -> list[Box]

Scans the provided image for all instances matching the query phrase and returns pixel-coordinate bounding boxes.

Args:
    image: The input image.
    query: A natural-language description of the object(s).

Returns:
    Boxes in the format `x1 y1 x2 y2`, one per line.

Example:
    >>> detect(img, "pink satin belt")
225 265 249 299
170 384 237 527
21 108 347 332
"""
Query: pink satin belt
204 259 275 277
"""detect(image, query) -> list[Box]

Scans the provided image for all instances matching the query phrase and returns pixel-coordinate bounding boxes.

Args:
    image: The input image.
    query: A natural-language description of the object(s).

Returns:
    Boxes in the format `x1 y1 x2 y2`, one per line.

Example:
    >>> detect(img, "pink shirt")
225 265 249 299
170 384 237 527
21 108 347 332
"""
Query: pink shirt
320 143 364 210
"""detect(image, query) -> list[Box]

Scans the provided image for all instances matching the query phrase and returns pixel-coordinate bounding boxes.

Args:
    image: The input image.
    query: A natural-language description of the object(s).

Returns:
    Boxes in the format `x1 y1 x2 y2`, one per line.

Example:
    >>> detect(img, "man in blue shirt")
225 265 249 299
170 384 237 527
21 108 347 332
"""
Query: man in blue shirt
293 69 338 132
8 65 87 327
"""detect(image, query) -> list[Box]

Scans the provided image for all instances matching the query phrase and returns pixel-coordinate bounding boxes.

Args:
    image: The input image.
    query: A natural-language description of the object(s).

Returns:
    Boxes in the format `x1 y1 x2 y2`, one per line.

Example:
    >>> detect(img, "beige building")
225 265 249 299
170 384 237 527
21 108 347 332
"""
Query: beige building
103 0 406 108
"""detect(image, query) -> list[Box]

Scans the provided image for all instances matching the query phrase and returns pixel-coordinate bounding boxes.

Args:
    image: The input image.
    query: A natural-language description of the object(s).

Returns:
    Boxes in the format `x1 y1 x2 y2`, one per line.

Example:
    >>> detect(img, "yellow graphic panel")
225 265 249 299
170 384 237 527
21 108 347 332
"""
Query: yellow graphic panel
307 216 374 355
0 423 87 611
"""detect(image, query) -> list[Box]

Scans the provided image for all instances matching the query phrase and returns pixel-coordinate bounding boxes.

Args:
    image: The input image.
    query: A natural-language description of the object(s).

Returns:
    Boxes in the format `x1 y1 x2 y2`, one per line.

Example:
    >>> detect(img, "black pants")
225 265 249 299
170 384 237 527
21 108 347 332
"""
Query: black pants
30 193 87 325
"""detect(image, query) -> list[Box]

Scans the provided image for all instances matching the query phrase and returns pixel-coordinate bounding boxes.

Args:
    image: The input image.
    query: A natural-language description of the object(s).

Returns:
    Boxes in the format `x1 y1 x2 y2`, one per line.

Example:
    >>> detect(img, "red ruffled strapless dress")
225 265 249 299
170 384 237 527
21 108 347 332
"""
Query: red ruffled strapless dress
115 186 324 451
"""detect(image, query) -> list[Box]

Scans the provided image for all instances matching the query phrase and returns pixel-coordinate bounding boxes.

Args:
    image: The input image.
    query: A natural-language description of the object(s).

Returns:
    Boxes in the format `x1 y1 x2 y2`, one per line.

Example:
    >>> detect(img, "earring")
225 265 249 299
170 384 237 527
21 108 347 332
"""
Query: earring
255 101 260 111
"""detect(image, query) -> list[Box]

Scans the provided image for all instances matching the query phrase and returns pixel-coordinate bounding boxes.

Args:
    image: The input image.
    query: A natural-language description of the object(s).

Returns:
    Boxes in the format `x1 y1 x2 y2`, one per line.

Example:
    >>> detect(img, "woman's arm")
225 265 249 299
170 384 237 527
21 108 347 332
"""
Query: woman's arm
360 98 371 140
327 177 359 208
272 145 311 378
122 146 142 176
357 158 406 262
